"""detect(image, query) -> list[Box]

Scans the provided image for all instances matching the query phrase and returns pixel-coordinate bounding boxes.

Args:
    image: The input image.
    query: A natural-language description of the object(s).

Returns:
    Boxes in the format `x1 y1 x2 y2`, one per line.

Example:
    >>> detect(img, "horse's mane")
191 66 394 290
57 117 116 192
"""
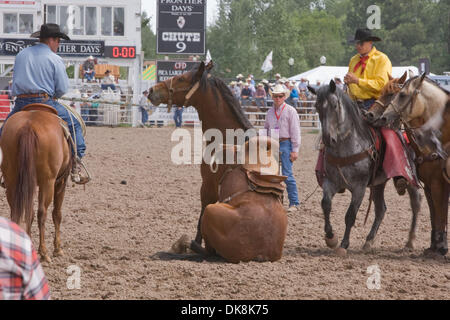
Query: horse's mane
380 78 403 96
190 65 253 130
403 75 450 95
318 85 372 142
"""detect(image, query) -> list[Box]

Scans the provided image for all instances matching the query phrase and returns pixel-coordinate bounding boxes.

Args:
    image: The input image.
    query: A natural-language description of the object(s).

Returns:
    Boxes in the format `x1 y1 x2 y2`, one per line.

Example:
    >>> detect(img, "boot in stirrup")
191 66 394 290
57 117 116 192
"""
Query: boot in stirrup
71 157 91 185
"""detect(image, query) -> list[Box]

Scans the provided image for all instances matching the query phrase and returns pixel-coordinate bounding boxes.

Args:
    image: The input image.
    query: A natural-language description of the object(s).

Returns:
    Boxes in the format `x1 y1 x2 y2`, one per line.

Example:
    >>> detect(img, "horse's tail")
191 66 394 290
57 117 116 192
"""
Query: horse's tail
12 125 38 228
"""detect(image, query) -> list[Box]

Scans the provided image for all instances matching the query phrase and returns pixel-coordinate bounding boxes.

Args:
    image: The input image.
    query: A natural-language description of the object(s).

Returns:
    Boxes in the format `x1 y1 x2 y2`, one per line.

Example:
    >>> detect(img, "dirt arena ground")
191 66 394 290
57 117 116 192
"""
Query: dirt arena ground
1 126 448 300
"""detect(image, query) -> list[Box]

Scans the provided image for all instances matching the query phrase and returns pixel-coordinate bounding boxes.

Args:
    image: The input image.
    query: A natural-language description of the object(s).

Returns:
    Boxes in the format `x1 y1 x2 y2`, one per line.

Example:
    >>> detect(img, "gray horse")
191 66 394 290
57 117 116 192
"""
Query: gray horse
308 81 422 256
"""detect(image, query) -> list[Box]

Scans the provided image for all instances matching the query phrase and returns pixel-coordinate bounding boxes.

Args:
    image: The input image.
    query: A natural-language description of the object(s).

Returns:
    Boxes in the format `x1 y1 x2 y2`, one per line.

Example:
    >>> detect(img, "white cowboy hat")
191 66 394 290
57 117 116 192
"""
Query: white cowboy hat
262 79 269 84
236 74 244 78
275 73 281 78
270 84 290 98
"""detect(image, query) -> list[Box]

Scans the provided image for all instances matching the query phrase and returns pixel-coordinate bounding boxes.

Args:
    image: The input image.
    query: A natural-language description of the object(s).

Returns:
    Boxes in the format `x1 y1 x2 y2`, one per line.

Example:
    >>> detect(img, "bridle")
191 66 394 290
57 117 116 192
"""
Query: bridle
163 76 201 108
386 79 424 131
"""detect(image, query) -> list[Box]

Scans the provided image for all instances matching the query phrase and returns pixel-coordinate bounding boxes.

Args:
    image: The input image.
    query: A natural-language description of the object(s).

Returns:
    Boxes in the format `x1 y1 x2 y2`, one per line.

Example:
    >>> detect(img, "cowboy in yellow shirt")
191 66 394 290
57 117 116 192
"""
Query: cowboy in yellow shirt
344 28 392 110
344 28 413 196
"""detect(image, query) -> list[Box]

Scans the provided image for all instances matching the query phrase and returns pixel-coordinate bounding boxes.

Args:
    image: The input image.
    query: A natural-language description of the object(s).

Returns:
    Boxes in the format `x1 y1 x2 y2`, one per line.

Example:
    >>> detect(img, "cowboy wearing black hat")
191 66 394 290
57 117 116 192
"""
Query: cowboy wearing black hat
344 28 412 196
344 28 391 110
3 23 90 184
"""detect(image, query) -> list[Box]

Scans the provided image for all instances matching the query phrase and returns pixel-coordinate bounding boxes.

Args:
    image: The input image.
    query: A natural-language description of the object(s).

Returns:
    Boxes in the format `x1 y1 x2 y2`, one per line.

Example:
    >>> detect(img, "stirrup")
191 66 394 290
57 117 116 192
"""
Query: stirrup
71 158 91 185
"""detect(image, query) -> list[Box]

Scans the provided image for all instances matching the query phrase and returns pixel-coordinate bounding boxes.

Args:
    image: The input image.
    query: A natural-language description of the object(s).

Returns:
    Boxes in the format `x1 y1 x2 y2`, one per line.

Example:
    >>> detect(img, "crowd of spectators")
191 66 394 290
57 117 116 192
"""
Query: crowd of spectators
228 73 339 109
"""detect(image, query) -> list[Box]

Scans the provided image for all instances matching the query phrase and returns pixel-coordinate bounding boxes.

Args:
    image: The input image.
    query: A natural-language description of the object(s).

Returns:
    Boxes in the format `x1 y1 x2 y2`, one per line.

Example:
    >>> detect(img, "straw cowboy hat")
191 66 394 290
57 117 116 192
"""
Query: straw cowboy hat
30 23 70 40
270 84 290 98
262 79 269 84
229 81 236 86
236 74 244 79
274 73 281 78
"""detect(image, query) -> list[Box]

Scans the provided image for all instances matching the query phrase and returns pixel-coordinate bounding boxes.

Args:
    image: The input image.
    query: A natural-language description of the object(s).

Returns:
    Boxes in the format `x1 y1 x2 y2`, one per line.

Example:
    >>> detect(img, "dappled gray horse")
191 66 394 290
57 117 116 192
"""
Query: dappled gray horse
308 81 421 256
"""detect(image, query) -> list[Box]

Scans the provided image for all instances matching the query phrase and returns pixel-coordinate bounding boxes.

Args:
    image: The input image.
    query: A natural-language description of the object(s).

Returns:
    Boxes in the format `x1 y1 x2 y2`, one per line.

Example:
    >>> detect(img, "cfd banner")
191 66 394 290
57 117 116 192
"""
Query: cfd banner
156 60 200 83
157 0 206 55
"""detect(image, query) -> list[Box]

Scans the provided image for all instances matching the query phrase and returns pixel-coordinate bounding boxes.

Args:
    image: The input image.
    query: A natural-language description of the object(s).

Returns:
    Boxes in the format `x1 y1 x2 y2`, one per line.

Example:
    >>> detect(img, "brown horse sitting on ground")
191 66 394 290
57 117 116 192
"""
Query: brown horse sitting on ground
149 61 288 262
0 104 72 262
201 136 287 263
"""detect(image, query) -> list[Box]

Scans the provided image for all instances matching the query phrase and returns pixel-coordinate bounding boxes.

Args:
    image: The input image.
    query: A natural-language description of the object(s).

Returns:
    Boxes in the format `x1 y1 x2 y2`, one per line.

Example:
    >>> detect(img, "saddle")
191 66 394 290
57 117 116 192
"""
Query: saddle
218 166 287 203
22 103 58 115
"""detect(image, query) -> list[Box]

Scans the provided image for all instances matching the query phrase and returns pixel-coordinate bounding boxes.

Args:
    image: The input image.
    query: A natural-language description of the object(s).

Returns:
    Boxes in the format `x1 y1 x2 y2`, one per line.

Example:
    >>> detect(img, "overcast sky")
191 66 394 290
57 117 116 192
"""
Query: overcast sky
141 0 219 33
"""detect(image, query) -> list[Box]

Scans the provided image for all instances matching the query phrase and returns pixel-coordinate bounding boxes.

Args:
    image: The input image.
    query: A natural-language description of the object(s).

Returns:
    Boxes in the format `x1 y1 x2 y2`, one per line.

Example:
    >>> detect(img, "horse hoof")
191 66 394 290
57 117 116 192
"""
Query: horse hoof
362 241 373 252
335 247 347 257
53 249 64 257
325 234 338 249
171 234 190 254
404 242 414 251
40 255 52 263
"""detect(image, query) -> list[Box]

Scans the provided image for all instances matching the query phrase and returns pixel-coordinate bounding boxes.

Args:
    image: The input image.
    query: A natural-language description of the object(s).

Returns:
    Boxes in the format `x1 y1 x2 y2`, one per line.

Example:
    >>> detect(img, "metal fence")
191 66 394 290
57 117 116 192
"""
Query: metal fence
0 92 320 130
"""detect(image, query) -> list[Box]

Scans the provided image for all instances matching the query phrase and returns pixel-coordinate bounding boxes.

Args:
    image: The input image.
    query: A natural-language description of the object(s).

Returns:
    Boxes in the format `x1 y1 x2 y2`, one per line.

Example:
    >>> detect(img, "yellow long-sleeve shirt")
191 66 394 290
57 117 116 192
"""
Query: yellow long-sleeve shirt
348 46 392 100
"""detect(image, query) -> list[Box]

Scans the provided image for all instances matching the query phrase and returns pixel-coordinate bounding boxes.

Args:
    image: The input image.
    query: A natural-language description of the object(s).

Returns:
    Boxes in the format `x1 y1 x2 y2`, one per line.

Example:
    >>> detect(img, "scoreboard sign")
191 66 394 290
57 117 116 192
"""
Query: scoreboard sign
157 0 206 55
156 60 200 83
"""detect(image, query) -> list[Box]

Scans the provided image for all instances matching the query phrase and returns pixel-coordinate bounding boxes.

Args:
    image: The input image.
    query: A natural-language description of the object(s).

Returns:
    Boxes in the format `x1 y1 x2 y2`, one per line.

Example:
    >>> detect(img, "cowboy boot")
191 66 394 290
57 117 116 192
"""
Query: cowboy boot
71 157 91 185
393 177 407 196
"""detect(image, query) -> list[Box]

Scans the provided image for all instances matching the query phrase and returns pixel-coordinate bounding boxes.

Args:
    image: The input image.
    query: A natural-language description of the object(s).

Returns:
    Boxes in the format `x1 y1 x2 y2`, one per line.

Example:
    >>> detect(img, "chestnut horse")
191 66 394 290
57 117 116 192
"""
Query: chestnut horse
0 104 72 262
375 74 449 256
148 61 288 262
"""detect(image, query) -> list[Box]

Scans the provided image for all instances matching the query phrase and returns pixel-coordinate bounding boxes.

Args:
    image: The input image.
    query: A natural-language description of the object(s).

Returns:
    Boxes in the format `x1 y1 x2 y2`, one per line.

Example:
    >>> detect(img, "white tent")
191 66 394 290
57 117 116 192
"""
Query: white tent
289 66 419 85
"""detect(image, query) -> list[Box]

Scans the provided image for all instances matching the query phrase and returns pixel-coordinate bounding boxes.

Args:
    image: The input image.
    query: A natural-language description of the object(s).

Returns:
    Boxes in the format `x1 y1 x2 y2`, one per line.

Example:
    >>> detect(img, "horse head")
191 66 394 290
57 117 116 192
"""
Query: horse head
366 71 407 124
375 73 428 128
308 80 352 147
148 60 212 112
413 127 447 159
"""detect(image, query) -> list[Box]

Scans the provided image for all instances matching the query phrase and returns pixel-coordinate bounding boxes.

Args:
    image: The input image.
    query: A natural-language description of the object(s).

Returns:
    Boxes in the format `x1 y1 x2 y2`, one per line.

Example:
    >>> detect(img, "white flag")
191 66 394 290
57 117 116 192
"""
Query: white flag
205 50 212 63
261 51 273 73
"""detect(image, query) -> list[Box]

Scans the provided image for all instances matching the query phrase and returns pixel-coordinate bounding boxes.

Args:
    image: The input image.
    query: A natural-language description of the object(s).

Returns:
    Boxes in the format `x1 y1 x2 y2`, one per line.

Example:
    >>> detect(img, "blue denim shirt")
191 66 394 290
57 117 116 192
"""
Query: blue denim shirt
12 43 69 98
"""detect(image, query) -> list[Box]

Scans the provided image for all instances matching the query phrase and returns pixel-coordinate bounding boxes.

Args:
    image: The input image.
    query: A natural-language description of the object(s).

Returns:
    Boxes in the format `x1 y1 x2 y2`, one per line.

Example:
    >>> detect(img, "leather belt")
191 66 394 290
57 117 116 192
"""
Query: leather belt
17 93 52 99
279 138 290 142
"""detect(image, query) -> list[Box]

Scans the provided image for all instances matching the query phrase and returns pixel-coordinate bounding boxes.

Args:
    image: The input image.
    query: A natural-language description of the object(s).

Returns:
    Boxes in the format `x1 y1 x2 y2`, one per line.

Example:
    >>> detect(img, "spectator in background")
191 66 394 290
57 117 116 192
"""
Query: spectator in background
334 77 344 90
139 90 149 127
101 70 116 91
287 81 300 108
262 79 271 98
240 83 252 106
80 93 90 122
82 56 96 82
89 93 100 125
274 73 282 84
248 74 255 87
246 77 256 97
255 83 267 108
229 81 241 101
0 217 50 300
236 73 244 82
173 106 183 128
297 78 308 92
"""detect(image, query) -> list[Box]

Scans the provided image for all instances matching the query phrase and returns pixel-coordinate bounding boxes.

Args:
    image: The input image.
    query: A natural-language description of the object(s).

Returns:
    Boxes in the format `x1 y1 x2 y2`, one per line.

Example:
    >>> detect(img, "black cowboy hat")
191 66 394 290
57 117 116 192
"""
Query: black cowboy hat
30 23 70 40
349 28 381 44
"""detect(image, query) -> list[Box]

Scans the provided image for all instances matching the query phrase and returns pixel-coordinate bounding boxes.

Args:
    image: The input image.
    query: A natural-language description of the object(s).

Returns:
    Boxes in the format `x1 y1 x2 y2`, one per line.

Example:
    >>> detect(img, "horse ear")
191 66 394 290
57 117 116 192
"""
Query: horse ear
307 86 316 95
388 73 393 81
408 69 415 78
329 80 336 93
399 71 407 84
205 60 214 72
419 72 427 84
194 61 206 81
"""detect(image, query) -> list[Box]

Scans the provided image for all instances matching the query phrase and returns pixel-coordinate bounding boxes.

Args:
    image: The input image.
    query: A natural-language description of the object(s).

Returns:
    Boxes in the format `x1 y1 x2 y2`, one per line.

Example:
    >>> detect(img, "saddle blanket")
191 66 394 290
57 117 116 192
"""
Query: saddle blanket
315 128 418 187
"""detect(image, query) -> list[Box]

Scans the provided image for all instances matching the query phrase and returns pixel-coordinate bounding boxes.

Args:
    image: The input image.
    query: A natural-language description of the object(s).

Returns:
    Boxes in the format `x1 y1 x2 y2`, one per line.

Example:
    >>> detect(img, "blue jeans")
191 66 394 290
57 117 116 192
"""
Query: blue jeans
84 71 95 82
280 140 299 206
360 99 376 111
0 97 86 158
101 84 116 91
140 106 149 124
174 108 183 127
